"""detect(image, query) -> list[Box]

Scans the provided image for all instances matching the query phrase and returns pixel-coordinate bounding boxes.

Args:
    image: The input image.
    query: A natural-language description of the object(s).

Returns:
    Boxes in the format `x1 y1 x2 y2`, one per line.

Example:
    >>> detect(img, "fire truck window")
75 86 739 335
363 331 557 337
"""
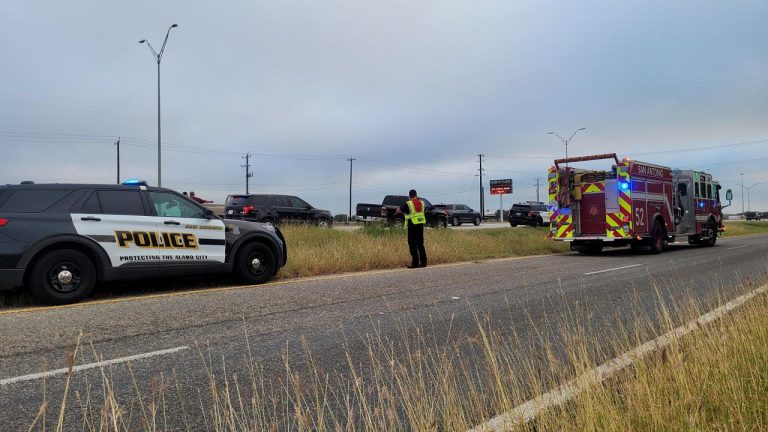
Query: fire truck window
694 182 700 197
706 183 712 199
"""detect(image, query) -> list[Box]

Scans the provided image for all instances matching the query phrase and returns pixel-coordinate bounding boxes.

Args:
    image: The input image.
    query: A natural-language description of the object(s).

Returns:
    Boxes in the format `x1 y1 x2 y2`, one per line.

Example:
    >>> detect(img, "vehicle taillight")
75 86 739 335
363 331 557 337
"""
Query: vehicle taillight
242 205 254 215
0 218 8 226
528 211 534 217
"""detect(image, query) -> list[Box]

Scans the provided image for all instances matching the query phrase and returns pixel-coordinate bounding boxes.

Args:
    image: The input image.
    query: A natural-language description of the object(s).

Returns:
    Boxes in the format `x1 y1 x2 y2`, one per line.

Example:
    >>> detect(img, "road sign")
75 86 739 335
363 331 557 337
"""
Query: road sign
490 179 513 195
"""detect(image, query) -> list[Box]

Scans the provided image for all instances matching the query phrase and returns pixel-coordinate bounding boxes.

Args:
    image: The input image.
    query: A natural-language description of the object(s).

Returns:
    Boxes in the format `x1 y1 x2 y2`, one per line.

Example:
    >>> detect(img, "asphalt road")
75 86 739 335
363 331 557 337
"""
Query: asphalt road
1 234 767 430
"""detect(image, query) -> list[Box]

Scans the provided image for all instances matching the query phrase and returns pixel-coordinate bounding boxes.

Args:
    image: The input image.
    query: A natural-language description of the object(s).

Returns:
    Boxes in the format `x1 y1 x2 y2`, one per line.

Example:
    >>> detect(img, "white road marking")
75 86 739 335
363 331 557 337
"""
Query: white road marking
0 346 189 387
468 282 768 431
726 245 747 250
583 263 644 276
452 296 461 300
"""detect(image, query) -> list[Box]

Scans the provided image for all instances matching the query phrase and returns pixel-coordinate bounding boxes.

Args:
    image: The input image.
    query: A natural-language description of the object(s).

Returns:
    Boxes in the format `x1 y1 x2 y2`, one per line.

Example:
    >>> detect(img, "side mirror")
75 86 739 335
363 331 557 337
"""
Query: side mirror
726 189 733 201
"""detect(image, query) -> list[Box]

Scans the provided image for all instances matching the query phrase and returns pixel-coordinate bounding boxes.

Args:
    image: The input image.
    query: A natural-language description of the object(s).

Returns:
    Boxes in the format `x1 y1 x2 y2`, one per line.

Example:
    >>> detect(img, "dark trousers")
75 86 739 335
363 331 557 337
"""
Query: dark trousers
407 223 427 267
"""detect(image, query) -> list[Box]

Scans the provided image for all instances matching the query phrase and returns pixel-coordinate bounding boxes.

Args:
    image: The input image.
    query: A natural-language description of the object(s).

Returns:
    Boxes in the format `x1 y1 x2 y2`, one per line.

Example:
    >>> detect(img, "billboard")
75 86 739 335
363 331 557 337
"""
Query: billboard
490 179 512 195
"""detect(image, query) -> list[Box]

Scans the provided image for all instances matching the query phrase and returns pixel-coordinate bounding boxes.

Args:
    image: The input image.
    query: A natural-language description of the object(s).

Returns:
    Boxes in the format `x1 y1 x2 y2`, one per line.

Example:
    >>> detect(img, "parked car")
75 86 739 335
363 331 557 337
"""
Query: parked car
356 195 448 228
224 194 333 227
0 182 286 304
508 202 550 227
435 204 482 226
744 211 762 221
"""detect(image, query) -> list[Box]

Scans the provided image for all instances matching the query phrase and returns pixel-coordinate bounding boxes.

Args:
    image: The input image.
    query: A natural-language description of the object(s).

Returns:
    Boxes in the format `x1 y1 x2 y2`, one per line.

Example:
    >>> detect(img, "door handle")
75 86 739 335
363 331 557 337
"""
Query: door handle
80 216 101 222
164 220 181 225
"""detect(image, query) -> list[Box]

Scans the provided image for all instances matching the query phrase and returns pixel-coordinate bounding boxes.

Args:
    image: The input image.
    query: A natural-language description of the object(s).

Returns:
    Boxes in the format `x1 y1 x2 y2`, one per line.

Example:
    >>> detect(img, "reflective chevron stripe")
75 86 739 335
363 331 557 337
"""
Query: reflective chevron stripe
582 182 605 194
607 162 632 238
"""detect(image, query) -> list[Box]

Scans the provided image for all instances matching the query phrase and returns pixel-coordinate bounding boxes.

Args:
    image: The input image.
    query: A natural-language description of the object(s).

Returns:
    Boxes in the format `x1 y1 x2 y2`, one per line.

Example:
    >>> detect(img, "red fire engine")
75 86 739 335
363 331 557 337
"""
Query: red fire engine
548 153 733 254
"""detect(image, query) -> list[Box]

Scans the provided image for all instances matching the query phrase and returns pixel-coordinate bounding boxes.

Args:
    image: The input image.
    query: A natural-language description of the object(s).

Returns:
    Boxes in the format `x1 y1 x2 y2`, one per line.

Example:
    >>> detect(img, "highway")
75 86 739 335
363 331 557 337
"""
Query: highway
1 234 767 430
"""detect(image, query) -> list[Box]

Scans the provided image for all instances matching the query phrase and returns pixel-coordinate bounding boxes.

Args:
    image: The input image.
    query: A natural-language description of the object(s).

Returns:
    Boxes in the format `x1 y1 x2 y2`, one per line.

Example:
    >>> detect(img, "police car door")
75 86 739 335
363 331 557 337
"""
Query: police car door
71 188 159 268
148 191 226 265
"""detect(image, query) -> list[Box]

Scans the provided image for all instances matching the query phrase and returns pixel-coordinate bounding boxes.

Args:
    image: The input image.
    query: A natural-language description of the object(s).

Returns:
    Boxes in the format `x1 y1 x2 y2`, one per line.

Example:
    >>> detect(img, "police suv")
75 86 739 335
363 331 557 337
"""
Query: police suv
0 182 287 304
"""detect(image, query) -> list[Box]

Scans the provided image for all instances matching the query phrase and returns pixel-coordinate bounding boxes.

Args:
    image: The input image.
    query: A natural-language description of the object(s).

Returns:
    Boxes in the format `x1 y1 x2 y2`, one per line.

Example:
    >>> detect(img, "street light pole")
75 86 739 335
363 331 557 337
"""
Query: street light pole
746 183 761 212
740 173 745 216
139 24 178 188
548 127 586 161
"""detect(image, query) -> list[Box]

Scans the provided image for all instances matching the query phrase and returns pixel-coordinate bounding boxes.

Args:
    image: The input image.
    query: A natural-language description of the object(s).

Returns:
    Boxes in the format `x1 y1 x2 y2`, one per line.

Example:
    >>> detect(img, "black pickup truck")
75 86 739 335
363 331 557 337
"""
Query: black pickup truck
356 195 448 228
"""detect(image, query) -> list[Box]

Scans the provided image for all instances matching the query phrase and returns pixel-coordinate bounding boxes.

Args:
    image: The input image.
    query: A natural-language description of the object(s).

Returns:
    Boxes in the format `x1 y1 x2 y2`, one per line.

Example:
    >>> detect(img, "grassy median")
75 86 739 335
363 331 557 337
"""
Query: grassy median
277 224 566 278
722 220 768 237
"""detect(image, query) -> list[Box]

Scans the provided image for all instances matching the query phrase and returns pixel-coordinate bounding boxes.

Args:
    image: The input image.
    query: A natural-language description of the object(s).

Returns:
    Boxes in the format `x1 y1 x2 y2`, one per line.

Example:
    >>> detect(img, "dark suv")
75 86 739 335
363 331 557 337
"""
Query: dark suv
435 204 482 226
508 202 550 227
224 194 333 227
0 183 286 304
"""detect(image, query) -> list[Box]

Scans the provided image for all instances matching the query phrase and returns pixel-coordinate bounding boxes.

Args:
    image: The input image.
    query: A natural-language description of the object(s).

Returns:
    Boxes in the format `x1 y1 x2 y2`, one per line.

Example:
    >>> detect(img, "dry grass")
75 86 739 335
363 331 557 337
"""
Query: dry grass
722 220 768 237
26 272 768 431
535 280 768 431
278 225 566 279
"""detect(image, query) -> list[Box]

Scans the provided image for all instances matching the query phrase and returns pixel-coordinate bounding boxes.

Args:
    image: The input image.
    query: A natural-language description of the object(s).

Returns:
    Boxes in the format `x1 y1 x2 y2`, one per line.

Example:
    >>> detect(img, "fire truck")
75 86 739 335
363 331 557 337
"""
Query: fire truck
548 153 733 254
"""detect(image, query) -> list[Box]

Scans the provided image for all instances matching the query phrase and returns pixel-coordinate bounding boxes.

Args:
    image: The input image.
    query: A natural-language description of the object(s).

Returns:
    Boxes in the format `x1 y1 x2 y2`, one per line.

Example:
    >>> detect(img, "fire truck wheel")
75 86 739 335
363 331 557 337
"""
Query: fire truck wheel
649 221 664 254
701 221 717 247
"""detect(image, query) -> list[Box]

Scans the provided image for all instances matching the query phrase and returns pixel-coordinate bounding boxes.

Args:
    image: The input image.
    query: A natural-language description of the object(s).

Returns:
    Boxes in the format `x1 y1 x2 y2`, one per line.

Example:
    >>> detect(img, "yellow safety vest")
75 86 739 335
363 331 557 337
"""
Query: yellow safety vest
405 199 427 225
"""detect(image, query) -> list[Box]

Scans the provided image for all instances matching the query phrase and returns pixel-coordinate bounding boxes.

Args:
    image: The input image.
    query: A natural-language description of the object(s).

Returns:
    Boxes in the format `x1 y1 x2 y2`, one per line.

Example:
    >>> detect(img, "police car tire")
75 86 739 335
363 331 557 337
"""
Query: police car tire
235 242 276 284
28 249 96 304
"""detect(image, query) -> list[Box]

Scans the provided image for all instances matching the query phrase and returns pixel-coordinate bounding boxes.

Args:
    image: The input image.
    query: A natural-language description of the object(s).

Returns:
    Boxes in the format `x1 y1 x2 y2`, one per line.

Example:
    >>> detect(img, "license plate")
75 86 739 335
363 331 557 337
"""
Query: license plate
227 209 234 215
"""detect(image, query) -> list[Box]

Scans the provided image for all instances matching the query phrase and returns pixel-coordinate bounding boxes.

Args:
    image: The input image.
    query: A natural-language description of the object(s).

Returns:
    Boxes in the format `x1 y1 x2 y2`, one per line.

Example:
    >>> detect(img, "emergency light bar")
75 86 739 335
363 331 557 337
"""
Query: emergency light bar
122 179 148 186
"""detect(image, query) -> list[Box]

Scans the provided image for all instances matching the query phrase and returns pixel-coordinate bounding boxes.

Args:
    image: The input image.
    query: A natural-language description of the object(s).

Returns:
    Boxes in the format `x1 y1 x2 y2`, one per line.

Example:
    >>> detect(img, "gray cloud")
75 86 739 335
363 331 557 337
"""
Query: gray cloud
1 0 767 213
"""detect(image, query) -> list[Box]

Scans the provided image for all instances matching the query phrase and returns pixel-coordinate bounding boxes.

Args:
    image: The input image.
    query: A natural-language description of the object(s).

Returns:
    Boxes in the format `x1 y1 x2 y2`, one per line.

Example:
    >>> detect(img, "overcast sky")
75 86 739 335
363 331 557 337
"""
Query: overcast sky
2 0 767 214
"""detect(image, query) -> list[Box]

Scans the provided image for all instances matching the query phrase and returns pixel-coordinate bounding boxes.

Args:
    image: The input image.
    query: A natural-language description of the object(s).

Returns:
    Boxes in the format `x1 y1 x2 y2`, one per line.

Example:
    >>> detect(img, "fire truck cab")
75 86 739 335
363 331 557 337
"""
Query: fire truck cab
548 153 732 254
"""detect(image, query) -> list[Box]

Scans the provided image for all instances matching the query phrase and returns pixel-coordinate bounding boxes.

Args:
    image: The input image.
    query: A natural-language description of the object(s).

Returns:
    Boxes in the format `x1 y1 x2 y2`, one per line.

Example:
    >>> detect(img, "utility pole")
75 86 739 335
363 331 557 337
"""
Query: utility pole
534 177 541 202
241 153 254 194
114 137 121 184
347 157 355 224
477 154 485 220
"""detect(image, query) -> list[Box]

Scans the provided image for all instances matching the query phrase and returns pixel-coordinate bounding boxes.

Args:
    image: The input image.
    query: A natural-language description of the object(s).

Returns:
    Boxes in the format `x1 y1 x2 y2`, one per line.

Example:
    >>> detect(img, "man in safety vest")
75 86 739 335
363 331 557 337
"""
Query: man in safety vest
395 189 427 268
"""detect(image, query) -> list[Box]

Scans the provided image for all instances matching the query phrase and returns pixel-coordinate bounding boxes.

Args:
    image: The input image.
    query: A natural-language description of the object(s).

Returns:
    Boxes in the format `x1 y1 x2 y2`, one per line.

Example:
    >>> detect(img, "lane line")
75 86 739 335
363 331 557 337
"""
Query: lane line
583 263 644 276
726 245 747 250
0 346 189 387
469 282 768 431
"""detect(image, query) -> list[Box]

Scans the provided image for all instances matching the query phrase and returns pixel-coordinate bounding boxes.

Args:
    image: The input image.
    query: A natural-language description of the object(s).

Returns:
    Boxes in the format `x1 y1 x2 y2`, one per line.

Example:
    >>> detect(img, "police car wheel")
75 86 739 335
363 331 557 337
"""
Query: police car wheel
236 242 276 284
29 249 96 304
